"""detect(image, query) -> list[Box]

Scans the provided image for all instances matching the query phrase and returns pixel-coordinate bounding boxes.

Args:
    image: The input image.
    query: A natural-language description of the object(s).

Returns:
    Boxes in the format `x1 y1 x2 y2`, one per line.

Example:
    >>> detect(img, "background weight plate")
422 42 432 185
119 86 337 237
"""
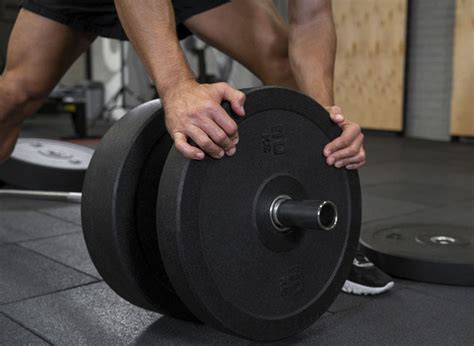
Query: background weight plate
361 224 474 285
82 100 195 320
157 87 361 341
0 138 93 191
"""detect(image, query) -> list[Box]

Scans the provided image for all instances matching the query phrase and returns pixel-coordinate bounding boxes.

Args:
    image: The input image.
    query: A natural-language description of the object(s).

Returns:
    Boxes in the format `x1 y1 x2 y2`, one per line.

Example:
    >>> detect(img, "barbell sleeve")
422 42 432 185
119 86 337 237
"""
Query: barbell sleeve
270 197 338 232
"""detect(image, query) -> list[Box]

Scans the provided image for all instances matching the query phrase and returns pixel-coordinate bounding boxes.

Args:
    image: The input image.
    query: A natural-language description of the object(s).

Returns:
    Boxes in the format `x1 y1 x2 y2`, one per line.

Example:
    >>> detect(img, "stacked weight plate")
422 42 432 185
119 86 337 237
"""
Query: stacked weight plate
82 87 362 341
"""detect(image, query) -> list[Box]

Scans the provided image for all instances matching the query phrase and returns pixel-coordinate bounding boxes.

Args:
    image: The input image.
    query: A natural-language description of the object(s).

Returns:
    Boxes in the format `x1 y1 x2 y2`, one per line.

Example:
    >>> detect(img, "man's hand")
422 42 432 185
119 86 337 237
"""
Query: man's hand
162 80 246 160
115 1 246 161
323 106 366 170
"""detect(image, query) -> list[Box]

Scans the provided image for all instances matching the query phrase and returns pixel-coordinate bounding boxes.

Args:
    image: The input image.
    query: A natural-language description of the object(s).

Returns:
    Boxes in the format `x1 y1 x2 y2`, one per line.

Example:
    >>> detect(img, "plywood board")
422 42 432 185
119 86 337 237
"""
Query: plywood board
450 0 474 136
333 0 407 131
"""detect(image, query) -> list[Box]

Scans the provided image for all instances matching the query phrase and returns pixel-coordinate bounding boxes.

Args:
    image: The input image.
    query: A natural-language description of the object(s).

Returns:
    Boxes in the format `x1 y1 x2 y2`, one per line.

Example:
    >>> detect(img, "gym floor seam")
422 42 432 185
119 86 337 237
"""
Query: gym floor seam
0 229 81 246
14 242 102 281
0 311 53 345
0 280 102 307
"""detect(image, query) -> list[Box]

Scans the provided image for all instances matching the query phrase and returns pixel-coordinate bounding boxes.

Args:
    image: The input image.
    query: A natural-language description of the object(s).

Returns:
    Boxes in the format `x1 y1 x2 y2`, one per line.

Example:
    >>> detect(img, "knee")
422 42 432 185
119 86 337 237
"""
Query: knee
0 70 48 124
1 69 50 105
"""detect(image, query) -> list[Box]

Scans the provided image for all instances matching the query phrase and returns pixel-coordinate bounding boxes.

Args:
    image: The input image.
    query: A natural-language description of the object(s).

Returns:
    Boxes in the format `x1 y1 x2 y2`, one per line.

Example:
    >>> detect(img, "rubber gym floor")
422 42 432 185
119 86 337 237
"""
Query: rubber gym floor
1 114 473 345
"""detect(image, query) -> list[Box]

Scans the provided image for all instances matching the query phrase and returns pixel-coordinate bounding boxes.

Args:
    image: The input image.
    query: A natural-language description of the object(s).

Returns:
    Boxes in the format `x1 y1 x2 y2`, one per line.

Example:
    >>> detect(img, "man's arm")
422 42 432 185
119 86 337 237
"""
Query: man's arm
115 0 193 98
114 0 245 160
288 0 366 170
288 0 336 106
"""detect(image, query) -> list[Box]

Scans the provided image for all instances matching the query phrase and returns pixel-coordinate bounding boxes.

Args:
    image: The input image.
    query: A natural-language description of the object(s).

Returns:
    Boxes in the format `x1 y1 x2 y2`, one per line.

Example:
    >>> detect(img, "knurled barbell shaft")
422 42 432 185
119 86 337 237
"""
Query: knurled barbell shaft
0 189 82 203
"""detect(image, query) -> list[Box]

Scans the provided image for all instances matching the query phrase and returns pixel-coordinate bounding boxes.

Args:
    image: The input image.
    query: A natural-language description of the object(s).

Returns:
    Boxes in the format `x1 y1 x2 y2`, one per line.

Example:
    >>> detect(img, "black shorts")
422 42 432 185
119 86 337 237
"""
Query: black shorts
21 0 229 40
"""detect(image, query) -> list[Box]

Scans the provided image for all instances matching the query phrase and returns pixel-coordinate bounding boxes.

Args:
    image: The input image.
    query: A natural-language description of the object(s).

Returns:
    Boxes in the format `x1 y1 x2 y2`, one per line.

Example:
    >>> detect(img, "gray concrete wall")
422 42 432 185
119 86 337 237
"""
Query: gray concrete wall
404 0 456 141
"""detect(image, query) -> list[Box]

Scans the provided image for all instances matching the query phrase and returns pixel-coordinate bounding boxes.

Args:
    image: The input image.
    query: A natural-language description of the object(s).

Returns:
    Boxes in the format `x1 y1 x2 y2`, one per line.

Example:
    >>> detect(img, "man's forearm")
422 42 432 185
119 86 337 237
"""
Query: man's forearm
288 0 336 106
114 0 195 98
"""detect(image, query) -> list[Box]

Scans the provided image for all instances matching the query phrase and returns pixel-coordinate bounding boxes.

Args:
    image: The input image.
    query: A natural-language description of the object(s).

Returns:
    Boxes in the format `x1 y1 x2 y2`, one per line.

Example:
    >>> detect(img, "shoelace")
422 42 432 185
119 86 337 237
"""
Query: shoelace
353 250 374 268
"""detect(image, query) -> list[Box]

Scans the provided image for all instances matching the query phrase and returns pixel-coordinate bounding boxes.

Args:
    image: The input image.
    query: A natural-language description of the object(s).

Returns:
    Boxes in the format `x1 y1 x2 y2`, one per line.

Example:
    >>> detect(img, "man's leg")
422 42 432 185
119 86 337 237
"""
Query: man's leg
0 9 96 161
184 0 297 88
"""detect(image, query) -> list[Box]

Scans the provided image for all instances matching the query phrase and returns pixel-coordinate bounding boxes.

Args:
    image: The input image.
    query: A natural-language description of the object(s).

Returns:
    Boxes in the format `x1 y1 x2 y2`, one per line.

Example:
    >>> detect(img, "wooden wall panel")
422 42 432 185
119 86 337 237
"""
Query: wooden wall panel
332 0 407 131
450 0 474 136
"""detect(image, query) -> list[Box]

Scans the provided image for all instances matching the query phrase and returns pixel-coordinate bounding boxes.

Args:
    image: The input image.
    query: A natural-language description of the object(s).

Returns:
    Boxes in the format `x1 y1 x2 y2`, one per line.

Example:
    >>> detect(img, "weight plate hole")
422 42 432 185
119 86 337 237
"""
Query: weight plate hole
317 201 338 231
429 236 457 245
39 149 73 160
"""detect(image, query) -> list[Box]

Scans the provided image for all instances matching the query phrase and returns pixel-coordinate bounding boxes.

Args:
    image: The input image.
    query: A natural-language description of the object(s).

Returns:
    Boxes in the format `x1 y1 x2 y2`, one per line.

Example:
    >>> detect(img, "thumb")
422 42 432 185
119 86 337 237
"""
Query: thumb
325 106 344 123
216 82 246 116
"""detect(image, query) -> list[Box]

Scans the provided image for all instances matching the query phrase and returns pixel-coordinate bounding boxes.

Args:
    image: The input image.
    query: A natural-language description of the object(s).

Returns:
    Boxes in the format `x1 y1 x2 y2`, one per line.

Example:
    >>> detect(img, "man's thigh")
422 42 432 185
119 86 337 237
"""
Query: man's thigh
4 8 96 96
0 9 95 159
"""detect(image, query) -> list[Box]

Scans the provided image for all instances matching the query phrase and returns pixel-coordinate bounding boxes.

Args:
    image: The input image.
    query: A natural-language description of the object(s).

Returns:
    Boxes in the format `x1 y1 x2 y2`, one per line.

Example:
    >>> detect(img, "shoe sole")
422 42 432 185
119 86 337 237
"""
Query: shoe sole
342 280 394 296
